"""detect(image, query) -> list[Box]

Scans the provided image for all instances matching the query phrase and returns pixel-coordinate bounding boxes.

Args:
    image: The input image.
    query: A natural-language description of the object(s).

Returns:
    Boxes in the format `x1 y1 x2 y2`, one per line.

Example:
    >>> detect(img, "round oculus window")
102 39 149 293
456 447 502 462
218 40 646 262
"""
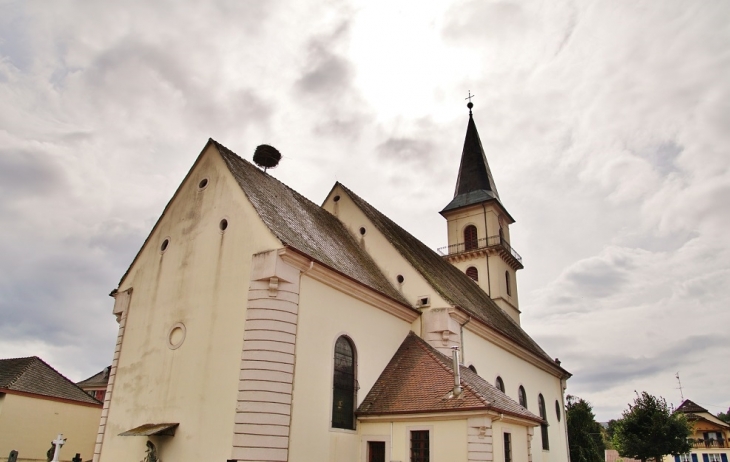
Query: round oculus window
167 322 186 350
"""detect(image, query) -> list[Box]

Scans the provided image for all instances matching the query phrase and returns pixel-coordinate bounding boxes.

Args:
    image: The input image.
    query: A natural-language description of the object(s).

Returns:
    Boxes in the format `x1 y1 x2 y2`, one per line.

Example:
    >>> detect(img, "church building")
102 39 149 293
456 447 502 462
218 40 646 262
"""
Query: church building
94 103 571 462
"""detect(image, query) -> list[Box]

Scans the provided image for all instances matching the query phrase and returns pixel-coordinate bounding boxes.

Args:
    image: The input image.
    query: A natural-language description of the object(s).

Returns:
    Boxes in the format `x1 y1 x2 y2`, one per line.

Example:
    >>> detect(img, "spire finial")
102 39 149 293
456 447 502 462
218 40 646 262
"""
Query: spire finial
465 91 475 115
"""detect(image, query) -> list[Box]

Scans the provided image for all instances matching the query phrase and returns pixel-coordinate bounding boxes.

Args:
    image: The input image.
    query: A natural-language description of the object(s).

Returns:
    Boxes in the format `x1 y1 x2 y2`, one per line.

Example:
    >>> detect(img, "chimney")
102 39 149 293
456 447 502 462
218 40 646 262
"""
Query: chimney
451 346 462 397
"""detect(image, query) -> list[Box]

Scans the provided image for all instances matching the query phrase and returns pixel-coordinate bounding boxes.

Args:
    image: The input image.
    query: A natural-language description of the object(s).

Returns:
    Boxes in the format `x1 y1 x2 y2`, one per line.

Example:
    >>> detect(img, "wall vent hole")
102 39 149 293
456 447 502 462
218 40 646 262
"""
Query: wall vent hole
333 195 341 202
219 219 228 231
198 178 208 189
397 275 404 284
161 239 170 252
359 227 366 236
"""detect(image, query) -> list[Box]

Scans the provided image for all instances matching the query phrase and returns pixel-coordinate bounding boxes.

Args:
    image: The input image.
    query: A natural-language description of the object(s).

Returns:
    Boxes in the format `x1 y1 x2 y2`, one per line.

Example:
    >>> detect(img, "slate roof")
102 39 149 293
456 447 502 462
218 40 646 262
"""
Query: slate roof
0 356 102 405
358 332 542 422
76 366 111 389
442 113 507 214
339 184 566 373
212 140 411 307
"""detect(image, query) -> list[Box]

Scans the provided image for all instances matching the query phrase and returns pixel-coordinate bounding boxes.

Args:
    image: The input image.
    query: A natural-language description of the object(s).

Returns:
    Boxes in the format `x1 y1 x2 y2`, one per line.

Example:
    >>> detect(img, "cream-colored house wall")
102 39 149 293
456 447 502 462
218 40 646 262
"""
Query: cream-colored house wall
0 393 101 461
493 421 529 462
98 145 282 462
322 185 450 310
488 256 520 321
462 329 568 462
385 419 467 462
443 204 511 249
288 275 413 462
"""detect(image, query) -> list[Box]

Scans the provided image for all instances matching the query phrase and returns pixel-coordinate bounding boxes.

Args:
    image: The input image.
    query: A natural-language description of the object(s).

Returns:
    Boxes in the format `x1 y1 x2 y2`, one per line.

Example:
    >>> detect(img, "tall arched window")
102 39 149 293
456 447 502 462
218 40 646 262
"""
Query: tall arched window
464 225 478 251
505 271 511 296
538 394 549 450
518 386 527 408
495 376 505 393
466 267 479 282
332 336 356 429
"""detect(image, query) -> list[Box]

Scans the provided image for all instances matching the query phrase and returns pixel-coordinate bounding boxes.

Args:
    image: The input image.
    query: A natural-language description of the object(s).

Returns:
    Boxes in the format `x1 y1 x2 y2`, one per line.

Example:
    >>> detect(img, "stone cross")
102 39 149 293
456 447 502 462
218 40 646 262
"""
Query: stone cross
51 434 65 462
8 450 18 462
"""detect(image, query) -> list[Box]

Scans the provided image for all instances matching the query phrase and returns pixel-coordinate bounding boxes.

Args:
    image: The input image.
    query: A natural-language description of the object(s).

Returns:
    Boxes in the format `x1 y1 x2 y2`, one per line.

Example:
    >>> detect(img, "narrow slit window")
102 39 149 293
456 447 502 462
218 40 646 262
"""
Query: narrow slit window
505 271 511 296
539 394 549 450
518 386 527 408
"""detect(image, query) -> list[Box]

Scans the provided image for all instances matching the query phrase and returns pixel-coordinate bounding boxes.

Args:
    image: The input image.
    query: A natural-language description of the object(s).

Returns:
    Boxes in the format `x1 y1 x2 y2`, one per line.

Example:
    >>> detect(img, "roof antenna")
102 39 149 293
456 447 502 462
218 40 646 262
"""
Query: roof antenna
253 144 282 172
676 372 684 401
465 90 475 116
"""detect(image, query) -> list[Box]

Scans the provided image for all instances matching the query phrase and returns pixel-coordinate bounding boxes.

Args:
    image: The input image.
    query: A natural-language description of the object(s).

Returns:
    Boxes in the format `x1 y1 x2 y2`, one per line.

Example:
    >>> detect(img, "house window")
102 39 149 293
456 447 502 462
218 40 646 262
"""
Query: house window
495 376 505 393
504 432 512 462
464 225 478 251
707 454 721 462
505 271 511 296
368 441 385 462
539 394 549 450
518 386 527 408
411 430 429 462
678 454 691 462
332 336 356 429
466 267 479 282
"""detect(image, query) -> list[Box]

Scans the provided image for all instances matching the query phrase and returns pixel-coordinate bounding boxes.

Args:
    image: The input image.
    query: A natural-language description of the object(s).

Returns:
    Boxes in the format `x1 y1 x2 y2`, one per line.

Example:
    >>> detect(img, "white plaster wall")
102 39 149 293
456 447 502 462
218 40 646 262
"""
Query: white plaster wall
98 145 282 462
288 276 413 462
462 329 569 462
387 419 468 462
0 394 101 461
322 185 451 310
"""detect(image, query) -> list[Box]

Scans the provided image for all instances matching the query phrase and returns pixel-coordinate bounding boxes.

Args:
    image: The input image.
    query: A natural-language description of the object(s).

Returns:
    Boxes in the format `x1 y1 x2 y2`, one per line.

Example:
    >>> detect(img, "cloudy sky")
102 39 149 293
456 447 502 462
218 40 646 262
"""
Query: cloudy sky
1 0 728 421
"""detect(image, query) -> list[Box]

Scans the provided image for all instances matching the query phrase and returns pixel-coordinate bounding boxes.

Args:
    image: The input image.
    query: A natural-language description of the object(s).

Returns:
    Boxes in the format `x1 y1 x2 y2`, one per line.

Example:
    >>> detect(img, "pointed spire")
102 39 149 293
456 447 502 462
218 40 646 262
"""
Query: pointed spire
441 101 502 213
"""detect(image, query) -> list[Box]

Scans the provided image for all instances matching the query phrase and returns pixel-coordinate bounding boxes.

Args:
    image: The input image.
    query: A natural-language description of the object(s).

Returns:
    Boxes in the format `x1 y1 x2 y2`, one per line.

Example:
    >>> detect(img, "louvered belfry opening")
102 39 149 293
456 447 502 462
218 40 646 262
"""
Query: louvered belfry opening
332 336 356 429
464 225 478 251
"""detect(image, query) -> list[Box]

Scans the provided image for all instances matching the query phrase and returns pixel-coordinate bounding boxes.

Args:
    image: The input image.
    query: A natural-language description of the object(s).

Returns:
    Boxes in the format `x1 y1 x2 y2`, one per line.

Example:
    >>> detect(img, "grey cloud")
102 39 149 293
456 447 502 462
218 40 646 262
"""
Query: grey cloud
569 335 728 393
0 149 67 198
635 141 683 176
377 138 437 164
442 1 528 42
295 23 354 98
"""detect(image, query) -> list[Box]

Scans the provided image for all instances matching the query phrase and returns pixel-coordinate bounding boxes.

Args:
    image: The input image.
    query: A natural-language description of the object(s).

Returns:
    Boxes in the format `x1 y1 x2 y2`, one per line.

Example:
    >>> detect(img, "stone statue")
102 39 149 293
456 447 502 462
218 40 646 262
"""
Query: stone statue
141 440 159 462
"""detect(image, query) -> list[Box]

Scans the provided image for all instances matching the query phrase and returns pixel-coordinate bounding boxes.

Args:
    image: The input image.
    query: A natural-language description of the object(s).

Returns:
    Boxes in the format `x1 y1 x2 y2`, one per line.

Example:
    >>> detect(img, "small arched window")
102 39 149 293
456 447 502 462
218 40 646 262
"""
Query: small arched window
518 386 527 408
495 376 505 393
466 267 479 282
505 271 511 296
464 225 478 251
468 365 477 373
332 336 356 429
538 394 549 450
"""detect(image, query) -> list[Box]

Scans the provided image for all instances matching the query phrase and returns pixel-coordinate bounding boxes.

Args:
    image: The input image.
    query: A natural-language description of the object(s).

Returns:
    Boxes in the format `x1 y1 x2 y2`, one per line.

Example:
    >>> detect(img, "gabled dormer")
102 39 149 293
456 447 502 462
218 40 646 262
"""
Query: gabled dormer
439 102 524 324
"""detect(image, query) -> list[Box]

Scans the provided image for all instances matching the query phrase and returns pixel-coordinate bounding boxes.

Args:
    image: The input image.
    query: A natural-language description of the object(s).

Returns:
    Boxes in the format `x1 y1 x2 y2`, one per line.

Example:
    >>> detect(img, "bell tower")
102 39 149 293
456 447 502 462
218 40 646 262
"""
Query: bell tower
438 100 524 324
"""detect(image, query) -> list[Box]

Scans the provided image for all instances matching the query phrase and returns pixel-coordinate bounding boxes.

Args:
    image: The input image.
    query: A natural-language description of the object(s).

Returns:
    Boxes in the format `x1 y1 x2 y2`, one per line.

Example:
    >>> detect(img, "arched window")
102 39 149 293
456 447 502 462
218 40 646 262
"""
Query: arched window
468 365 477 373
518 386 527 408
332 336 356 429
505 271 511 296
464 225 478 251
495 376 505 393
538 394 549 450
466 266 479 282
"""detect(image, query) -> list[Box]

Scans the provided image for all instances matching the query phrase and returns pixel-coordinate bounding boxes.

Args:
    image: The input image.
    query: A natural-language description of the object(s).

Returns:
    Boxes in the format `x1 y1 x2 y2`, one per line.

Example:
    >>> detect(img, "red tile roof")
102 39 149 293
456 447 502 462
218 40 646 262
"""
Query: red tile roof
357 332 542 423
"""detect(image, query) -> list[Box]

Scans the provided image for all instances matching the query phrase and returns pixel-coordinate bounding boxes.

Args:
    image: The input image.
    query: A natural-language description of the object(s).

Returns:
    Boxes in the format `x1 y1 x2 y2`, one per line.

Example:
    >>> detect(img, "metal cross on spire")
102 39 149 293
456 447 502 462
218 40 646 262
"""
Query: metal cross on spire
465 90 475 115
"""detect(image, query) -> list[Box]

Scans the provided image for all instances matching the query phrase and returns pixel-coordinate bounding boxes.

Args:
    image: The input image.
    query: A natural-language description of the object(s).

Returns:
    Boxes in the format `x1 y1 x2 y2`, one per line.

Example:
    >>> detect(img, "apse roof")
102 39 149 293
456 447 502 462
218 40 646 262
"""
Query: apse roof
357 332 542 422
0 356 101 405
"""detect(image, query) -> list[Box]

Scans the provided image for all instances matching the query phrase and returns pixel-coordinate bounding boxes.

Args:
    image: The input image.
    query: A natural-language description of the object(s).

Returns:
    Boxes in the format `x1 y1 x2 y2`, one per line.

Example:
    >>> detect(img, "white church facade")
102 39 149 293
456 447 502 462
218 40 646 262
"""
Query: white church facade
94 105 571 462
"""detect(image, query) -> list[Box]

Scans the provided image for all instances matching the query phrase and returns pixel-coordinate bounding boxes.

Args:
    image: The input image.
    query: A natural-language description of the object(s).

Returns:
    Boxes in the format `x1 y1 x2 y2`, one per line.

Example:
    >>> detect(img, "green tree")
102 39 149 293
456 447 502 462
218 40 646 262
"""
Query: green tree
612 392 691 462
567 395 606 462
717 408 730 424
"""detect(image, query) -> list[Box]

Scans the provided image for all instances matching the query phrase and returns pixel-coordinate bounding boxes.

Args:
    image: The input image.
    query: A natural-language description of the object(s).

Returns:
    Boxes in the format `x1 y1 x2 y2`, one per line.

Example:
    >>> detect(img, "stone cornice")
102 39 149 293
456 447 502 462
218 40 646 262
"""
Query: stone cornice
279 247 419 323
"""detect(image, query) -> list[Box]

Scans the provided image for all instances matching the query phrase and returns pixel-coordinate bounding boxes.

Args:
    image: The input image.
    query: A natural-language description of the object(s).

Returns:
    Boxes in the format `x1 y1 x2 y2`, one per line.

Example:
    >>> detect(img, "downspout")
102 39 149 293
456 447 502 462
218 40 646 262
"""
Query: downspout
390 421 393 462
459 316 472 364
483 203 492 296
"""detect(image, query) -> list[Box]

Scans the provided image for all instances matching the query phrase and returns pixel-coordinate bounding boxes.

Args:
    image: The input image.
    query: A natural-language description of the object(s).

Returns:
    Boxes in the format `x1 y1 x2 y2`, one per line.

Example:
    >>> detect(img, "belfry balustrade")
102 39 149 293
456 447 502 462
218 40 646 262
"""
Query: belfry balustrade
438 235 523 268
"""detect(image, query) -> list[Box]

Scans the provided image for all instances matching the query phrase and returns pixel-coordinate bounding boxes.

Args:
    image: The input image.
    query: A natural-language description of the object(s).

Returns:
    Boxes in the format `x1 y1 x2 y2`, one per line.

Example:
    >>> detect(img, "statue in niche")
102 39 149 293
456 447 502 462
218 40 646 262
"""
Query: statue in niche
141 440 160 462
